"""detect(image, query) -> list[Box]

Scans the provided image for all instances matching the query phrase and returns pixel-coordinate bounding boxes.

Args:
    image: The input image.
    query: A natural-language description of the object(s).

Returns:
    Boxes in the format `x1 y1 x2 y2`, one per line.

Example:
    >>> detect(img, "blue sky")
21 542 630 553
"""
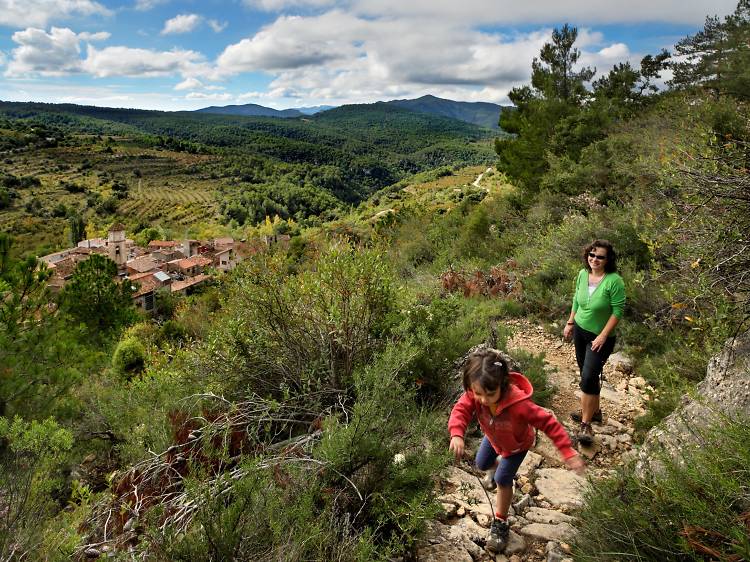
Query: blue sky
0 0 739 111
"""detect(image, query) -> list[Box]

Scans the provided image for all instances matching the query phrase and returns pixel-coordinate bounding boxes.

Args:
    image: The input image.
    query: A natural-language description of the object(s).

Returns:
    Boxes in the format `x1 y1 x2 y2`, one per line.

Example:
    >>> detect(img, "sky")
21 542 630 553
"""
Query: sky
0 0 739 112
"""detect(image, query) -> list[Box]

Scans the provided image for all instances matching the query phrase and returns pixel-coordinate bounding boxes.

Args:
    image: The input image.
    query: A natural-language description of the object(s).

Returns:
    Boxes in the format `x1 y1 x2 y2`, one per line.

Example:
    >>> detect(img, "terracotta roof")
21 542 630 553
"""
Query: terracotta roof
177 255 212 269
109 223 126 232
171 274 208 293
131 275 161 298
128 270 157 281
148 240 179 248
127 256 158 273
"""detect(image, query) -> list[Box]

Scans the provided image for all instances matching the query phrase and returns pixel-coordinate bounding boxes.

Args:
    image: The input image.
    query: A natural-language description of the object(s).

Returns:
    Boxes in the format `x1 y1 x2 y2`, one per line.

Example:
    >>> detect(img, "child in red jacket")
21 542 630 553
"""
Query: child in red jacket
449 348 585 553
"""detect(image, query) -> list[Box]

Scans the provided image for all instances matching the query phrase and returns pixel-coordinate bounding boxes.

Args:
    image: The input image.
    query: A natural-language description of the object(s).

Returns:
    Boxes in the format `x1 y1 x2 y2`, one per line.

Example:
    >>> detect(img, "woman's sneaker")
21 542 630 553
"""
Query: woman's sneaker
482 470 497 491
570 409 603 424
486 518 509 553
577 422 594 446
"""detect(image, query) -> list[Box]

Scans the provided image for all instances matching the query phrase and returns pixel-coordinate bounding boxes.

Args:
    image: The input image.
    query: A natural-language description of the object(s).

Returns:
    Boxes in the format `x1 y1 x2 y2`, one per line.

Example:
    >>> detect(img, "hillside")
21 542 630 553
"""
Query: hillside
0 100 496 257
195 103 303 118
387 94 505 130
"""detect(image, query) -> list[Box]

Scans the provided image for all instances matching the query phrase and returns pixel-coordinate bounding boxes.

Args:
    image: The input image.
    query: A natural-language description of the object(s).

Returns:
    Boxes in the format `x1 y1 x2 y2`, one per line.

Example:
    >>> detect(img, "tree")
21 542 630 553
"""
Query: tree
671 0 750 99
0 235 89 418
496 24 594 191
58 254 136 334
530 24 595 104
69 214 86 245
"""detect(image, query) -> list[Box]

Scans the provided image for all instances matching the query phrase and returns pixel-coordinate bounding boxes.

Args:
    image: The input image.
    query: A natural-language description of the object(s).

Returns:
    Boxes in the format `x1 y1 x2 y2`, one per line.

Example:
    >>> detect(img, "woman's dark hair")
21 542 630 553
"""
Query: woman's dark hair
462 348 510 396
583 239 618 273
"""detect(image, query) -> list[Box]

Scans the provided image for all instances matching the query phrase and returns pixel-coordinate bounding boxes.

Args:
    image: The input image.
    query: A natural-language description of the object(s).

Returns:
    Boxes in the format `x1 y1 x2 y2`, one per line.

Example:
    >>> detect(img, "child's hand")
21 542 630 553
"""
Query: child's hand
565 454 586 476
449 436 465 461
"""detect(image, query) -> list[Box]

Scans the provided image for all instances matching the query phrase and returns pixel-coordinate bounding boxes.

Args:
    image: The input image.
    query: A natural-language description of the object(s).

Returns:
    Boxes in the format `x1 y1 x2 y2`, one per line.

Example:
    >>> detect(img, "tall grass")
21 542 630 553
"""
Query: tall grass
574 415 750 561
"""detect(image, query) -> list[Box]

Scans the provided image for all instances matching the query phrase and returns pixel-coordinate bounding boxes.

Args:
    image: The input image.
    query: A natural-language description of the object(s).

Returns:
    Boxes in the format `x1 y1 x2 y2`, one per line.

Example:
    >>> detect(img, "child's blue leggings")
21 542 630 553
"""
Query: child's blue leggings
475 437 527 487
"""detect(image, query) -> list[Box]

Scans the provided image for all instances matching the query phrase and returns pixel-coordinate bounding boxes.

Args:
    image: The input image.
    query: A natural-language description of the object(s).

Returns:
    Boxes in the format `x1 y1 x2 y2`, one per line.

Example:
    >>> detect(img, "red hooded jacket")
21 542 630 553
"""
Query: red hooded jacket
448 372 577 460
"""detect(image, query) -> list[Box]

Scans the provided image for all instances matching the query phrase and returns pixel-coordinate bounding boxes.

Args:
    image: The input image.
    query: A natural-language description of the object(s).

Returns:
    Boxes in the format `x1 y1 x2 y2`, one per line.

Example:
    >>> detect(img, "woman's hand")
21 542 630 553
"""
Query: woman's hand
563 323 574 341
449 436 465 461
591 333 607 352
565 454 586 476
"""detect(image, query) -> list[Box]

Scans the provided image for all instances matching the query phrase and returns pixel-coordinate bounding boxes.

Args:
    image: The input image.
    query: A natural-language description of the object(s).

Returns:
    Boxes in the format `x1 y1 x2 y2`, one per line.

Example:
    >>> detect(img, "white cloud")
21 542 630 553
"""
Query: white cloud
207 19 228 33
598 43 630 59
350 0 737 26
161 13 202 35
78 31 110 41
6 27 83 77
185 92 233 101
217 13 360 73
83 45 205 77
134 0 168 11
175 77 204 90
0 0 112 28
216 13 553 104
243 0 338 10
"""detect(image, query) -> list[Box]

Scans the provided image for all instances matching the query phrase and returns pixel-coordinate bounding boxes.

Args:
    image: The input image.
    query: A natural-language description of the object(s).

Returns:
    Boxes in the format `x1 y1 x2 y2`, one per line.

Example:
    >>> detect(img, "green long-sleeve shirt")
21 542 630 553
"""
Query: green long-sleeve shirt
571 269 626 335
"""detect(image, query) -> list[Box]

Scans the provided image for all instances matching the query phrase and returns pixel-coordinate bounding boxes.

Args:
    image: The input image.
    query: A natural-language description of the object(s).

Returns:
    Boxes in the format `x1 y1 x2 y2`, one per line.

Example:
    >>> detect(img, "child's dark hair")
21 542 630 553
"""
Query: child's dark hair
462 348 510 395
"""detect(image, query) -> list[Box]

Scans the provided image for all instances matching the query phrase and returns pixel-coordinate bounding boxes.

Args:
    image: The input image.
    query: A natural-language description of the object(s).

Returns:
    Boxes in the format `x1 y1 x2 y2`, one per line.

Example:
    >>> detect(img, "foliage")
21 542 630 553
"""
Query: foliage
58 254 136 334
111 336 147 377
214 243 398 397
0 416 74 560
671 0 750 99
574 415 750 561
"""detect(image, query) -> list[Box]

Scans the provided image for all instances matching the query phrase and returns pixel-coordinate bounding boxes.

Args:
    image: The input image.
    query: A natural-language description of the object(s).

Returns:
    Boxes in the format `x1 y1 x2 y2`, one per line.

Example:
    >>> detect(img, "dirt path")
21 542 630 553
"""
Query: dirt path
418 320 652 562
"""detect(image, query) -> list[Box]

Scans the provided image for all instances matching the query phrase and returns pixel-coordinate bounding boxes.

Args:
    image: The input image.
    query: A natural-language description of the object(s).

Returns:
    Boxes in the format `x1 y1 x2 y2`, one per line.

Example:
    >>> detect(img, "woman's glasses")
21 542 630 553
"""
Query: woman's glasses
588 252 607 260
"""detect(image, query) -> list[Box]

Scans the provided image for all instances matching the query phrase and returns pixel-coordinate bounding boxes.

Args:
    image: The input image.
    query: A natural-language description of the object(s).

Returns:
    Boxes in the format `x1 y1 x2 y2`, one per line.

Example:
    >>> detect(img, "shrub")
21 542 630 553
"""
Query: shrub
112 336 146 376
0 417 74 560
574 415 750 561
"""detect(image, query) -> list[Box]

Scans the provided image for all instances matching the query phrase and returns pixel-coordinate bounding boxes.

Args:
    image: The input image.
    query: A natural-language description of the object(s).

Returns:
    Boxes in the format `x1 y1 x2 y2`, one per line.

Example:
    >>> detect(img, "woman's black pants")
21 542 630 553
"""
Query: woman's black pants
573 324 616 395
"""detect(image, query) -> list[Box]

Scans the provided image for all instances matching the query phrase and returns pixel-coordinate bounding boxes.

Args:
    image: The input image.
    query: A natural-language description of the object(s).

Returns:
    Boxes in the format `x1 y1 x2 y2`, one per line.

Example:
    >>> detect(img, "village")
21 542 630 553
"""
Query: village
39 223 290 312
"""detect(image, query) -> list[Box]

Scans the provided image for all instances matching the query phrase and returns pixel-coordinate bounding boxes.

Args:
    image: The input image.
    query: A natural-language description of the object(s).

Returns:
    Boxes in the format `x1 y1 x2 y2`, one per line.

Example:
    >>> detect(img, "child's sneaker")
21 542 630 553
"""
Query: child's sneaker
486 518 509 553
577 422 594 446
482 470 497 491
570 409 603 424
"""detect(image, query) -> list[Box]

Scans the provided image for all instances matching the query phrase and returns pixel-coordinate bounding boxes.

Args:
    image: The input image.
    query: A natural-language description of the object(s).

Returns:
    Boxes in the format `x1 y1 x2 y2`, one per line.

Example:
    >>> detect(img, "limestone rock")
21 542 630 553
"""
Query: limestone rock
534 469 585 508
609 352 634 373
518 522 576 542
517 451 543 477
418 542 473 562
524 507 575 525
636 333 750 478
438 466 492 515
504 530 526 555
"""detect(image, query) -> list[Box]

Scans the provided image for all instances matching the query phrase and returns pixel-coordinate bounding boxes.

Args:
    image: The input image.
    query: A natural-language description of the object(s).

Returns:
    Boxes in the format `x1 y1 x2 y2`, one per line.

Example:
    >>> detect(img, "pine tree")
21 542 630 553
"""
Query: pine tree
671 0 750 100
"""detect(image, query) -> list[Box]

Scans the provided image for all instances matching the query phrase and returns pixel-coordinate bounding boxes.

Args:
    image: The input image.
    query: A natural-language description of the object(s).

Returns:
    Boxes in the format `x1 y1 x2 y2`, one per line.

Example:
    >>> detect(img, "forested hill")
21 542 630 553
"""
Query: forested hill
195 103 304 118
386 95 505 129
0 99 497 256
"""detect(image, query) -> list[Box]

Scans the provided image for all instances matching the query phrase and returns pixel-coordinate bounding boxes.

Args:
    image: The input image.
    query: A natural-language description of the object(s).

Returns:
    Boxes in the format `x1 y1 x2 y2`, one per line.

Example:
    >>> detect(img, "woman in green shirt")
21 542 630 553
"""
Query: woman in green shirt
562 240 626 446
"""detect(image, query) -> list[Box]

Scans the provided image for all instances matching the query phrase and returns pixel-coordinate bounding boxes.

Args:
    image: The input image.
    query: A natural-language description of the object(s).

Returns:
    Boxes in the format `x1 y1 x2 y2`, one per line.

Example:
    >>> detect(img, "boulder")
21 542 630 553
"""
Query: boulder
608 352 634 373
518 522 576 542
636 333 750 478
533 469 586 508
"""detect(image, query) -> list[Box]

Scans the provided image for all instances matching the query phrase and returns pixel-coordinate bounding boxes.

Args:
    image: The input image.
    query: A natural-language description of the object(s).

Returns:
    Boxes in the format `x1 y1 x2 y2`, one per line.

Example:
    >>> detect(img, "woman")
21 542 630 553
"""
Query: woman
563 240 625 446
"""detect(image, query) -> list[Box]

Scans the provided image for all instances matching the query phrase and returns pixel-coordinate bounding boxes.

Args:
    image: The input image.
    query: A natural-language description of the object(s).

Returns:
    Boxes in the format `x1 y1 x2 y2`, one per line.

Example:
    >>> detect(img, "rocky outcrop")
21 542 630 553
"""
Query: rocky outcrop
636 333 750 478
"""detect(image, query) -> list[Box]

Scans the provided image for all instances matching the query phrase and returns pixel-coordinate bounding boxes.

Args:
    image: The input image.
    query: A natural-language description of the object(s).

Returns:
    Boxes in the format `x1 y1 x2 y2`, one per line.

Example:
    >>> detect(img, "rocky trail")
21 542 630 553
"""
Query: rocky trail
417 320 655 562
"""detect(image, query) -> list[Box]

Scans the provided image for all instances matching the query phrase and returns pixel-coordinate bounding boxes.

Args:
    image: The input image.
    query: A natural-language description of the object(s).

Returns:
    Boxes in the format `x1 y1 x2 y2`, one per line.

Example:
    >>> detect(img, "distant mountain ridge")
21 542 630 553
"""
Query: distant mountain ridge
195 95 505 129
386 95 504 130
195 103 303 118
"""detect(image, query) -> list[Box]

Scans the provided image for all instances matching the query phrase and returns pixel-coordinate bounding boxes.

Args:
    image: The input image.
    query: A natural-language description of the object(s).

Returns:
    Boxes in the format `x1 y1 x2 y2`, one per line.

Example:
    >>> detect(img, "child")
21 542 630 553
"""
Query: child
448 348 585 553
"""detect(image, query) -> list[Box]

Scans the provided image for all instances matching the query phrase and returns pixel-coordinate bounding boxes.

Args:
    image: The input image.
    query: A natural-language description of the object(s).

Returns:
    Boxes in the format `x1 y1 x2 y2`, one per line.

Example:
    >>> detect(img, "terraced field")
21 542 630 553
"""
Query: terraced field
0 138 221 256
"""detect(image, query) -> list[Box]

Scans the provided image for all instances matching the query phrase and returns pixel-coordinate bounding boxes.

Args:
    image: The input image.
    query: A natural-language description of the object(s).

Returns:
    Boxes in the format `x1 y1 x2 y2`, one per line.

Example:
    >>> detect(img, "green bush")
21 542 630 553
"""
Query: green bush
112 336 146 376
574 415 750 561
0 417 74 560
